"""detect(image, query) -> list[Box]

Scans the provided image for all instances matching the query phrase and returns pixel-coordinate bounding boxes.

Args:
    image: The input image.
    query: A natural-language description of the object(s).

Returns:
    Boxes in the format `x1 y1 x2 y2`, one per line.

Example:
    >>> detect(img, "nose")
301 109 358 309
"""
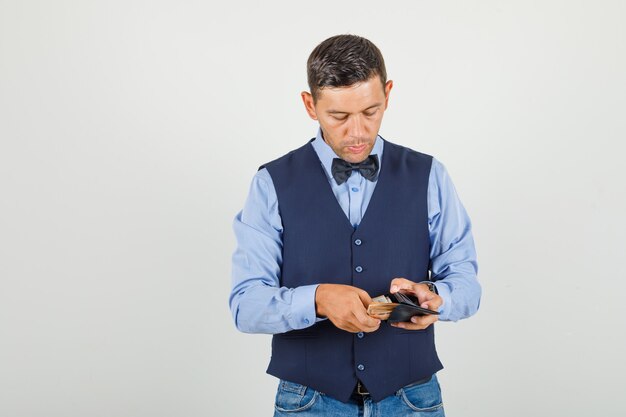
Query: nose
347 114 365 139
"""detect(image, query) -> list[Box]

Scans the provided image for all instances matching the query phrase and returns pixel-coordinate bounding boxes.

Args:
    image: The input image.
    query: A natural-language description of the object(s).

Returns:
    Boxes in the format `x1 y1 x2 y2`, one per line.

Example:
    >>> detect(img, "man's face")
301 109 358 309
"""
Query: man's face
302 77 393 163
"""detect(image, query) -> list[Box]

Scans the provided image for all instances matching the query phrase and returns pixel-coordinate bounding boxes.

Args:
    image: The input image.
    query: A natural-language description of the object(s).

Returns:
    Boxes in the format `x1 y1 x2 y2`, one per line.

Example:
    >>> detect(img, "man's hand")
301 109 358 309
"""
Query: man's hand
388 278 443 330
315 284 381 333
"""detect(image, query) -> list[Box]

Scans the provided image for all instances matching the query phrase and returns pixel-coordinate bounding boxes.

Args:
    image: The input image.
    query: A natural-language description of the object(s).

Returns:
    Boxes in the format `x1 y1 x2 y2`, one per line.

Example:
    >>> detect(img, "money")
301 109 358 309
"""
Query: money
367 295 399 320
371 295 392 303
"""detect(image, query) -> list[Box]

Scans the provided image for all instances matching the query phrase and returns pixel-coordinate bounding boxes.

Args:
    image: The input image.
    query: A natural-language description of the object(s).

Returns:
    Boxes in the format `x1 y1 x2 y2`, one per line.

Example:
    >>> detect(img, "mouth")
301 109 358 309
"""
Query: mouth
346 144 368 154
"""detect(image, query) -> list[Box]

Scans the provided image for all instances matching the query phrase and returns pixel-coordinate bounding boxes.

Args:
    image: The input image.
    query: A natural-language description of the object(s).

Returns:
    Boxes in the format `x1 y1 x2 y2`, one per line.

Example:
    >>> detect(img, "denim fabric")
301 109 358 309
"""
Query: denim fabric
273 374 445 416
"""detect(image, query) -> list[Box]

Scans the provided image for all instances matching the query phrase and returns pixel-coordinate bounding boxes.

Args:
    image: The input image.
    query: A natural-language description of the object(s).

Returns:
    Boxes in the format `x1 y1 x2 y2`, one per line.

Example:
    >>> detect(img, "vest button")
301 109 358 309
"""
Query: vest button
357 332 364 338
355 266 363 273
354 239 362 246
357 364 365 371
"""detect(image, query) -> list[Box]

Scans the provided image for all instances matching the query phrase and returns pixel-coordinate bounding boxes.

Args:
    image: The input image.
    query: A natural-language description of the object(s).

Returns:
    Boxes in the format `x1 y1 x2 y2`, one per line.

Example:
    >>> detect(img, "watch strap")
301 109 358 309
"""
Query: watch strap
418 281 439 295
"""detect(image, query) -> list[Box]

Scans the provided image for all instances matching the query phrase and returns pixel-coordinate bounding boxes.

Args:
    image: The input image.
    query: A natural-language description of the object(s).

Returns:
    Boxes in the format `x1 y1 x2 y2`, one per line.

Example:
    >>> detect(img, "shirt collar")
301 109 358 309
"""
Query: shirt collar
311 128 384 182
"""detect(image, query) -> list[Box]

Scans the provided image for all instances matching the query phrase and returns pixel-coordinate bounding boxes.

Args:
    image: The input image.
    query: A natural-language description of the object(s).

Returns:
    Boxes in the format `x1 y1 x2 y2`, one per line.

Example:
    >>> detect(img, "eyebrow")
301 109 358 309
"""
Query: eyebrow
326 103 382 115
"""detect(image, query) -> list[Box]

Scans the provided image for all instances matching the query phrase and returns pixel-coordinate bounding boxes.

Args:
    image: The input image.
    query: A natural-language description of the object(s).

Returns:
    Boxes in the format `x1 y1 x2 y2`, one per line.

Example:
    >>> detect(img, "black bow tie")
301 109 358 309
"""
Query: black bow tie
331 155 379 185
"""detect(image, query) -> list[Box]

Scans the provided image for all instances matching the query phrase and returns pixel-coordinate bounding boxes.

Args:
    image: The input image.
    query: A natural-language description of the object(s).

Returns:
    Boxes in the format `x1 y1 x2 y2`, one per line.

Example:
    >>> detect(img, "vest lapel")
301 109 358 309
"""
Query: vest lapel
354 140 389 230
306 143 359 232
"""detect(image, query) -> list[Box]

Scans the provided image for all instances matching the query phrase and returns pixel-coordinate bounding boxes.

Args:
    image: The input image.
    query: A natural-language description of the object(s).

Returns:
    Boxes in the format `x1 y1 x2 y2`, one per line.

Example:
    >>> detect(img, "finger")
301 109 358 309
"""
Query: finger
391 315 437 330
344 324 361 333
356 289 373 307
332 319 360 333
411 314 438 326
397 314 438 327
353 307 381 332
420 294 443 310
389 277 416 293
391 321 429 330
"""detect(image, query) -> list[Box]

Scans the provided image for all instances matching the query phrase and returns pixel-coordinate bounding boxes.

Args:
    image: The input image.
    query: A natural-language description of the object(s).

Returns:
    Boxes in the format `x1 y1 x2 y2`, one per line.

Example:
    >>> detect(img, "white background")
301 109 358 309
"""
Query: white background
1 1 625 416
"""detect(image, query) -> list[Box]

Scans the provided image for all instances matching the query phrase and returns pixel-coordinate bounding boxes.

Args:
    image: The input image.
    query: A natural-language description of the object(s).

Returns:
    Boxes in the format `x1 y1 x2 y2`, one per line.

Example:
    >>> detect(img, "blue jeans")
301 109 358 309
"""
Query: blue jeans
273 374 445 416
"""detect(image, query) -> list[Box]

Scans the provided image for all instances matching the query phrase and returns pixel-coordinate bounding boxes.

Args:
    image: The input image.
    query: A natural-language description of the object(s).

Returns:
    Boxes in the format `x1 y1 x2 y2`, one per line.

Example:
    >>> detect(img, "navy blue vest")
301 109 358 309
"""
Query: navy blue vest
262 138 443 402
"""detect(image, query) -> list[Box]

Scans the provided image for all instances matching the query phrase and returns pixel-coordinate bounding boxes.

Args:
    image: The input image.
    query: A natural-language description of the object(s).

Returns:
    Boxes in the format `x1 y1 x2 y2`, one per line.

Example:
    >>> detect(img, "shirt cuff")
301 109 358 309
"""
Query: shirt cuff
433 282 452 321
289 284 320 329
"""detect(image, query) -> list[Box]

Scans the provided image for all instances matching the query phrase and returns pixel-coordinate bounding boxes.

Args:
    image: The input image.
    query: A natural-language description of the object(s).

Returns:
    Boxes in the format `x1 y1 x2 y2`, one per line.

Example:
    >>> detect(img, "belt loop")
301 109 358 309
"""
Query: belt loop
356 380 369 396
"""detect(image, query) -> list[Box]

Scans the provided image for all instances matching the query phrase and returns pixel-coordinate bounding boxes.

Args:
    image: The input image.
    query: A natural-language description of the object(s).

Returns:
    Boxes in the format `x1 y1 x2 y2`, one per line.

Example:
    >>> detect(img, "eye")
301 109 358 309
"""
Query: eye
364 109 378 117
332 114 348 121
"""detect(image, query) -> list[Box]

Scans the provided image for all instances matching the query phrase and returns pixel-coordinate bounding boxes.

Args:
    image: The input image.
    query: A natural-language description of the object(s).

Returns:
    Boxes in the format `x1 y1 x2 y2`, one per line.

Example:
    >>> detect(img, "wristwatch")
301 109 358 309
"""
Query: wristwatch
419 281 439 295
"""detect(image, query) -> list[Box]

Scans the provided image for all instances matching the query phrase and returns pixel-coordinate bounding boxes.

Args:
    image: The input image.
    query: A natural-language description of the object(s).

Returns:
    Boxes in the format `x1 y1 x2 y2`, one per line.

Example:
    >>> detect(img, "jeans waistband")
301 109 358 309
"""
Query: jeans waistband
352 374 433 398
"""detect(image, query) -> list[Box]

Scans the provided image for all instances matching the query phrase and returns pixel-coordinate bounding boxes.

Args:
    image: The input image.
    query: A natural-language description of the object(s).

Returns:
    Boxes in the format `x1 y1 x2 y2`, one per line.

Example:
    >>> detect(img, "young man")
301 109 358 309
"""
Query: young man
230 34 481 416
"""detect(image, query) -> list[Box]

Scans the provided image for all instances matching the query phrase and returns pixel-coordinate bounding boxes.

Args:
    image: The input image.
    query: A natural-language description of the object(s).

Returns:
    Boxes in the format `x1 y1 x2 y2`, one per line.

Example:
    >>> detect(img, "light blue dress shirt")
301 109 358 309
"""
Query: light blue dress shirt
230 129 481 334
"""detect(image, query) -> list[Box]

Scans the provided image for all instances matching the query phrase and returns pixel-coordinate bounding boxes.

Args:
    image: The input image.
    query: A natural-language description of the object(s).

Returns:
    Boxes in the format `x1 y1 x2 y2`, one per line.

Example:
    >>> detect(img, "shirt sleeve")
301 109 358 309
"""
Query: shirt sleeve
229 168 320 334
428 159 482 321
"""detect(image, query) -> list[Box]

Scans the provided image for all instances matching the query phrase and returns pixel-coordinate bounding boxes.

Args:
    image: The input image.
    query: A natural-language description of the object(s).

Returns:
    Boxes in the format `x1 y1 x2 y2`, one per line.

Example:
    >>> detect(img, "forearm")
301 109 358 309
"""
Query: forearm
430 240 481 321
230 282 319 334
433 272 481 322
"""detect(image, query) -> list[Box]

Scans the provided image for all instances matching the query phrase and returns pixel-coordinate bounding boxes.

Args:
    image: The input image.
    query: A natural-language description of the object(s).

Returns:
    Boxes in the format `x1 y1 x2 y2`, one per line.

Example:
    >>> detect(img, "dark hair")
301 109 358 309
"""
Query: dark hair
307 34 387 101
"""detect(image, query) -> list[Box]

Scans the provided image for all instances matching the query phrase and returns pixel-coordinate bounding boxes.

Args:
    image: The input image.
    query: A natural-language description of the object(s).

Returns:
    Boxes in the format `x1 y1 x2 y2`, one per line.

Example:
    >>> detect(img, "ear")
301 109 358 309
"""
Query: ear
301 91 318 120
383 80 393 110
